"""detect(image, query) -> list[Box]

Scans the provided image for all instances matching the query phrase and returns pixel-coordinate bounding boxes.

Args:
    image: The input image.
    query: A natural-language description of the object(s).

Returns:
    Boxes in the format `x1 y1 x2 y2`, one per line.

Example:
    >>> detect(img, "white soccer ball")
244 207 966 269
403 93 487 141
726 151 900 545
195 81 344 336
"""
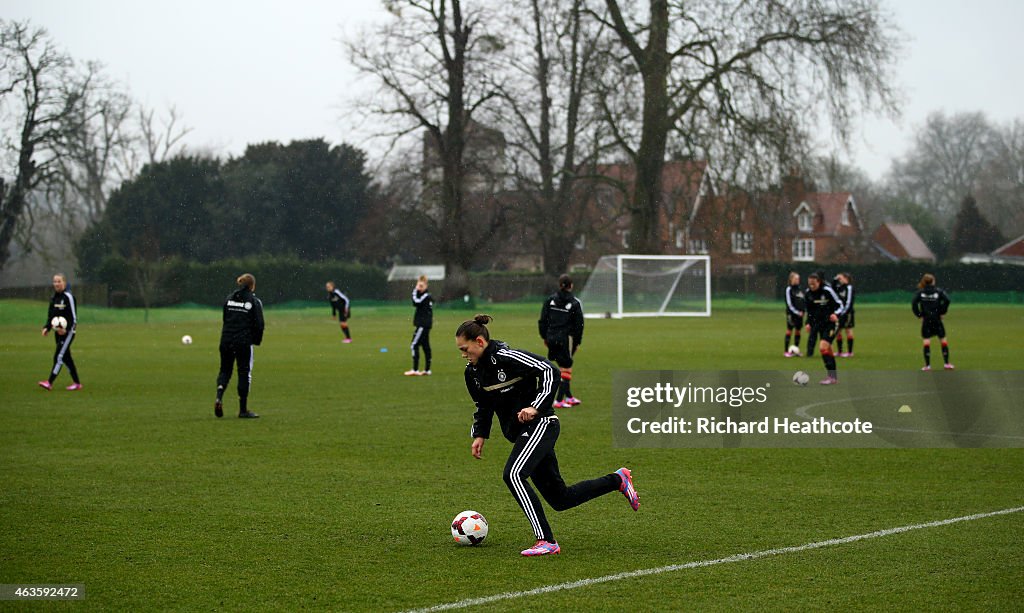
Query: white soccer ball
181 334 193 345
451 510 488 546
792 371 810 386
50 316 68 331
788 345 801 356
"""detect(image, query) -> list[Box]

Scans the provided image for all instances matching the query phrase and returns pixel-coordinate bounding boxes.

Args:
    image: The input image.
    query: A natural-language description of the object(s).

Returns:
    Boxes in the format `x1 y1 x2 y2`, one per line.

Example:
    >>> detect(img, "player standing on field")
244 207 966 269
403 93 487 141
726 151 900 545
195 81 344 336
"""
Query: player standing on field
912 273 954 370
804 272 844 385
783 271 805 357
834 272 856 357
457 315 638 557
38 273 82 391
215 273 264 418
405 275 433 376
538 274 584 407
325 281 352 343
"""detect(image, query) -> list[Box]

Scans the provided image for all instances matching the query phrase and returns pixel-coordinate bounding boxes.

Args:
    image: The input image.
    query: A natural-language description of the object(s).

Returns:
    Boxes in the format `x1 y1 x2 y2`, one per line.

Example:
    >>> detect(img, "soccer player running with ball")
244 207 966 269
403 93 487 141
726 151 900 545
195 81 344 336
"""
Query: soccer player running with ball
538 274 584 407
325 281 352 343
804 272 844 385
404 275 433 376
38 273 82 391
457 315 639 557
912 273 953 371
215 273 265 418
783 271 805 357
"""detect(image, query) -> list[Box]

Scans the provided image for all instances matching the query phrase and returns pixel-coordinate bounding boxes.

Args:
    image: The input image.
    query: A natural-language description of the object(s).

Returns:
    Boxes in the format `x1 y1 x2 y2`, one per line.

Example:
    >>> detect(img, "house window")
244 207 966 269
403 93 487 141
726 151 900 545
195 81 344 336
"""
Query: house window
688 239 708 254
841 205 850 226
798 211 813 232
792 238 815 261
731 232 753 254
574 234 586 250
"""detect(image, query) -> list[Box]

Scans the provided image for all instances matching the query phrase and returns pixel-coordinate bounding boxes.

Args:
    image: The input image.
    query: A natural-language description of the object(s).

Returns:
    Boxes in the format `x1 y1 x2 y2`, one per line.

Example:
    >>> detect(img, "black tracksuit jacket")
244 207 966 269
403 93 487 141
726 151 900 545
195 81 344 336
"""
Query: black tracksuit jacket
220 288 264 346
465 340 558 443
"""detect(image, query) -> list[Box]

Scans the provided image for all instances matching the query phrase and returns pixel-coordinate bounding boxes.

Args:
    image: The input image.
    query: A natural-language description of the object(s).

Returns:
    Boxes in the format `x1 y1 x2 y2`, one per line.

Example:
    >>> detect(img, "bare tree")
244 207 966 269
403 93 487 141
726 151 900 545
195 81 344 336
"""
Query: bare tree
346 0 505 297
593 0 901 253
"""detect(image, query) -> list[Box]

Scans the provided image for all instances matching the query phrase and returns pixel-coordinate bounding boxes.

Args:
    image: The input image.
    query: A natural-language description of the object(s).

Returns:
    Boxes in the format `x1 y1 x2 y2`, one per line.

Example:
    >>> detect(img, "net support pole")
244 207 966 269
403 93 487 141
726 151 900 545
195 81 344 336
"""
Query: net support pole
657 259 697 314
616 254 624 318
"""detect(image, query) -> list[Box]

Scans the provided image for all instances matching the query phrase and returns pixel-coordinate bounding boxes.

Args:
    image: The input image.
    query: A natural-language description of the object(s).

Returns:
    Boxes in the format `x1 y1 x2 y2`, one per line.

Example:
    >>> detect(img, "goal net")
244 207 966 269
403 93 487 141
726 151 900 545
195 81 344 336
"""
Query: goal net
577 255 711 318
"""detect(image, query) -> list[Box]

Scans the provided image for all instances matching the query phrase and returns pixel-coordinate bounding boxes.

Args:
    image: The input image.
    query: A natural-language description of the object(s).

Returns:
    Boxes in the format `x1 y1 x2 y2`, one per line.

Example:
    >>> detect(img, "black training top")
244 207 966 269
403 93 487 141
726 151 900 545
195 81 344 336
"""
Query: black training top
45 289 78 331
412 288 433 329
220 287 265 346
804 283 843 326
785 283 806 315
538 289 584 346
912 286 950 319
465 340 557 443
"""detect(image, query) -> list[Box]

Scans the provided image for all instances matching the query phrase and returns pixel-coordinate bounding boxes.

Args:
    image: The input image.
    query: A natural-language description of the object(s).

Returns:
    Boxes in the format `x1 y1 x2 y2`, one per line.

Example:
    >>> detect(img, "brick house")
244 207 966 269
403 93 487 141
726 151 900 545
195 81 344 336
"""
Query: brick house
872 222 936 262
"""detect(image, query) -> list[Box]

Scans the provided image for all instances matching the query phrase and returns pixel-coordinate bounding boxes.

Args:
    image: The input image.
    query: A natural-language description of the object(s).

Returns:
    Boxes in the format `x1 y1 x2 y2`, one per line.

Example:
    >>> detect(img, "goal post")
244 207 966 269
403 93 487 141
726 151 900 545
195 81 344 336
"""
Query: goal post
577 255 711 318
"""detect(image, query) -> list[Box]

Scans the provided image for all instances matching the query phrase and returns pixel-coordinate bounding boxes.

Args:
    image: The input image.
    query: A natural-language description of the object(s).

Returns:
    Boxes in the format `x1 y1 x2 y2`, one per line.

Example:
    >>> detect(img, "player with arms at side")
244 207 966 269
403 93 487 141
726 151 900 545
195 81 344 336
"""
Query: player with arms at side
783 271 805 357
325 281 352 343
538 274 584 407
834 272 856 357
215 273 265 418
38 273 82 391
405 275 433 376
457 314 639 557
912 273 953 371
804 272 844 385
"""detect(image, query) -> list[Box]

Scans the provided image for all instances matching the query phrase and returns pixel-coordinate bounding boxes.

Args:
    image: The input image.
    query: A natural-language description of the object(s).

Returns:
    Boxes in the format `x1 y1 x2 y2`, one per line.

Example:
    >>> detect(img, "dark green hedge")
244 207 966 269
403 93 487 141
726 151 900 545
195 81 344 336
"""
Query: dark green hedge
92 255 387 307
757 261 1024 298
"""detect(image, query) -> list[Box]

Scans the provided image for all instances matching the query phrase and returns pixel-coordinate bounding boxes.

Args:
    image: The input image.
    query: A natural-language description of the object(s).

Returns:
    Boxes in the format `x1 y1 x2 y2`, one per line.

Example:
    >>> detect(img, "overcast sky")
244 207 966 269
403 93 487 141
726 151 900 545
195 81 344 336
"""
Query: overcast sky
3 0 1022 181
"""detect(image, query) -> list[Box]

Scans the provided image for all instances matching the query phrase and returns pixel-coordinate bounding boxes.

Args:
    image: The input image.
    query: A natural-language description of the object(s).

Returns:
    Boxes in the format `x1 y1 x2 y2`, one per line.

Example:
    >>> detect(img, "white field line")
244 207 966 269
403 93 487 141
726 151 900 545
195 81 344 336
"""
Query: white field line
404 506 1024 613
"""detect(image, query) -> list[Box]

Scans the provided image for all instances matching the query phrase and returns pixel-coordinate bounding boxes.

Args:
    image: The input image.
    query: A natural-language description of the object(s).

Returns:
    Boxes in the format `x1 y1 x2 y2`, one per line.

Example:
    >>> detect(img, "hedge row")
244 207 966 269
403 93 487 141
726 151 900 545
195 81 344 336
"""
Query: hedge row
93 256 388 307
757 261 1024 298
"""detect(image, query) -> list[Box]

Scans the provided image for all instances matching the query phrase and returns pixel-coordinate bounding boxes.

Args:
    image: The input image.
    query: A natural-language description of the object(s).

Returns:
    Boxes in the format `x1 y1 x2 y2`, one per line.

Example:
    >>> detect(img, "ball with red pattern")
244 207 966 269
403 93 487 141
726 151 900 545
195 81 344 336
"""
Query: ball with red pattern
451 510 488 546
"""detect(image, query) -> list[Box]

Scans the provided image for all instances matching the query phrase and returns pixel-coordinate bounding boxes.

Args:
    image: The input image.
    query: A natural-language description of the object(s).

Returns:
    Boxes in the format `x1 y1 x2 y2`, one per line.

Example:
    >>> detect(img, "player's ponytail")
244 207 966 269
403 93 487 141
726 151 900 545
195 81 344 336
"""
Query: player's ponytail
237 273 256 291
918 273 935 289
456 314 492 341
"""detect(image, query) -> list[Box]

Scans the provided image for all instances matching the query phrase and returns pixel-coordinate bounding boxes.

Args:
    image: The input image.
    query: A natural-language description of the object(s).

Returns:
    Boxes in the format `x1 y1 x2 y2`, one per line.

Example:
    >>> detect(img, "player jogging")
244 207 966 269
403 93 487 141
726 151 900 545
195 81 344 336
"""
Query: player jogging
912 273 953 371
215 273 265 418
834 272 856 357
804 272 844 385
783 271 805 357
326 281 352 343
405 275 433 376
457 314 638 557
38 273 82 391
538 274 584 407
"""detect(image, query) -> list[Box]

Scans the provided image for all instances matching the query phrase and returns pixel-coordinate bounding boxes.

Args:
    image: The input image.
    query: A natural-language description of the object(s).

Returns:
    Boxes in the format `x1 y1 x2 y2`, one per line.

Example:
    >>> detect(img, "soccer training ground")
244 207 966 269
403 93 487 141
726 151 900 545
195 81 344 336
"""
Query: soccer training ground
1 299 1022 611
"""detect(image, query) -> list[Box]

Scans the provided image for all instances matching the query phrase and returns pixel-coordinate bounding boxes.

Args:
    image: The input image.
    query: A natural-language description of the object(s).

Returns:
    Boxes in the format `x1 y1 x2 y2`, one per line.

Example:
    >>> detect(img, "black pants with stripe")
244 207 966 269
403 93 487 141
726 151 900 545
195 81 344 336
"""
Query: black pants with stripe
410 326 431 371
49 329 80 383
217 343 254 399
502 416 620 542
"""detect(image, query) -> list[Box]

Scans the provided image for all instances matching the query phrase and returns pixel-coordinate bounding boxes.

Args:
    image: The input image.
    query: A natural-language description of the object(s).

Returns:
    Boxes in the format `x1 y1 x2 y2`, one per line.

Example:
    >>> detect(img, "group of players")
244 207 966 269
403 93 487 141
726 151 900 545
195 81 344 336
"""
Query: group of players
784 270 954 384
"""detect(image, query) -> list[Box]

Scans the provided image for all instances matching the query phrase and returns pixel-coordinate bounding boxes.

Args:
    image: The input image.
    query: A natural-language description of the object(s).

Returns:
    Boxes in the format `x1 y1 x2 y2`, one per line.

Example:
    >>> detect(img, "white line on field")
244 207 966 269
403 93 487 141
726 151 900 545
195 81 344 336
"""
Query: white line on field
404 506 1024 612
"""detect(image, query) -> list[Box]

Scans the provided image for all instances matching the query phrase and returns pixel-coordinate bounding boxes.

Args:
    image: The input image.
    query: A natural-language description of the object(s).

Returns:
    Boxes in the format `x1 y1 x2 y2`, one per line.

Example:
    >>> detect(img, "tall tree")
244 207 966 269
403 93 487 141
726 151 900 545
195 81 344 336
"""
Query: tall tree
346 0 504 297
950 194 1004 257
0 20 94 271
594 0 900 253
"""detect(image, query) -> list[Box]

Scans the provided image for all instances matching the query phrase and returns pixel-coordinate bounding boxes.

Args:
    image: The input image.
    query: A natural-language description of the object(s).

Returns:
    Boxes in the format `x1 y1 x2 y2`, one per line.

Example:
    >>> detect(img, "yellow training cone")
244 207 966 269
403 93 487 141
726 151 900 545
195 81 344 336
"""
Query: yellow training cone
898 405 912 413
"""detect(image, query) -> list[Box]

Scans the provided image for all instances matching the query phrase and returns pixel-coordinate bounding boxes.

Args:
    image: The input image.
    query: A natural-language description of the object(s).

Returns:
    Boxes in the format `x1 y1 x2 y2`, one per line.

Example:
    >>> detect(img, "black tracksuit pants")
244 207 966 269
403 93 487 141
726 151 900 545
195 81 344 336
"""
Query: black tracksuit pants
217 343 254 399
411 326 431 371
49 329 80 383
502 416 620 542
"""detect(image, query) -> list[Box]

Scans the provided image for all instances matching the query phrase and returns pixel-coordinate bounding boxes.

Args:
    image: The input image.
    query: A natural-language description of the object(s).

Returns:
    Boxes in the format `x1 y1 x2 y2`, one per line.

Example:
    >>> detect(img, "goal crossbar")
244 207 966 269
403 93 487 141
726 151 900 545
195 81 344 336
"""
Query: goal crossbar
579 255 711 318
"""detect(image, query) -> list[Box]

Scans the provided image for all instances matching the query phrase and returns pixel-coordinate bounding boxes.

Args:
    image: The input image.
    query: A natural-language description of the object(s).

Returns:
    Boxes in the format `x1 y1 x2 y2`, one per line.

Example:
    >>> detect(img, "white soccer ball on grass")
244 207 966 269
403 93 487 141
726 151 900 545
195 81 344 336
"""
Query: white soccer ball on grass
788 344 801 356
792 371 810 386
181 334 193 345
451 510 488 546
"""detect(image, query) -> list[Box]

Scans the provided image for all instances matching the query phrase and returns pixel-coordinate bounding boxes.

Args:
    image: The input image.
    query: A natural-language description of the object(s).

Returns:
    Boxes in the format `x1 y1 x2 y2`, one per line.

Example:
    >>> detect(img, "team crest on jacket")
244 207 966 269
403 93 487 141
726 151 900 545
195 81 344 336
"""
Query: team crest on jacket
497 369 506 382
244 302 252 310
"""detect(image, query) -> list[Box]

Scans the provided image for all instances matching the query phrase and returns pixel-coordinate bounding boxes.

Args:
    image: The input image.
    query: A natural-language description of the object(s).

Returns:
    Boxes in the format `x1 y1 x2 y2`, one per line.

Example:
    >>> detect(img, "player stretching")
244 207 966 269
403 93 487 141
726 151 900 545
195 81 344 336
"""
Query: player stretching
538 274 584 407
912 273 953 371
325 281 352 343
783 271 805 357
457 314 638 557
405 275 433 376
804 272 843 385
834 272 856 357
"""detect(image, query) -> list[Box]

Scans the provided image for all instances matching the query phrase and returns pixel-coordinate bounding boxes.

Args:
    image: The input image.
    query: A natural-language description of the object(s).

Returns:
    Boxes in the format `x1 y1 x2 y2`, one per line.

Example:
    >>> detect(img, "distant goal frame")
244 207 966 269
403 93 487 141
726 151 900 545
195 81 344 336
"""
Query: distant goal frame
580 254 711 319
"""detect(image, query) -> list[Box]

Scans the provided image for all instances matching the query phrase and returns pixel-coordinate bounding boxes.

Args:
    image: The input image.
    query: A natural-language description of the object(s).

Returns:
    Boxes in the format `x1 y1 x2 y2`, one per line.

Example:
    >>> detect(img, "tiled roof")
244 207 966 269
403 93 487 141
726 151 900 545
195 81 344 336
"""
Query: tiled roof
872 222 936 261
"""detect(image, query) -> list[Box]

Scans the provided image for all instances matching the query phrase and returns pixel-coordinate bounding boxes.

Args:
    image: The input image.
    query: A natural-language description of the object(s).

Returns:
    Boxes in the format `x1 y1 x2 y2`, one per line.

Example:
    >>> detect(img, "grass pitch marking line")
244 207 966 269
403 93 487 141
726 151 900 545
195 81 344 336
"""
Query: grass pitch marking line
405 506 1024 613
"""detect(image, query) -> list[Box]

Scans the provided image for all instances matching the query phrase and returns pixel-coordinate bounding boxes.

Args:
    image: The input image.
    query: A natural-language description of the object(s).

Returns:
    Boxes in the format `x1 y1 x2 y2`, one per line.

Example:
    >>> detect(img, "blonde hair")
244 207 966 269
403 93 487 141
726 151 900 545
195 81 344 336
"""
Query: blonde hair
918 273 935 289
417 275 428 283
237 273 256 290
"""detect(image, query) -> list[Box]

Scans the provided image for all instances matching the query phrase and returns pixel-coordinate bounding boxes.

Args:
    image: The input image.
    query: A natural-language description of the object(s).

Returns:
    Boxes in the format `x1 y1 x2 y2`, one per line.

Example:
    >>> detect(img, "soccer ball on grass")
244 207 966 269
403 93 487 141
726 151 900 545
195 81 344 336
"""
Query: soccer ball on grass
792 371 810 386
50 316 68 331
181 335 193 345
451 510 488 546
787 345 801 356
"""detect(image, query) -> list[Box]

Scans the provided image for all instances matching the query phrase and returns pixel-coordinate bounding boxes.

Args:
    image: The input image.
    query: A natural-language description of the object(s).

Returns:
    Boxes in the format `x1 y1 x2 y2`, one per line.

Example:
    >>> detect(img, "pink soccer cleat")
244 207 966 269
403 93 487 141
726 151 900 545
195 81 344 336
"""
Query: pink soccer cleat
563 396 581 406
921 365 931 371
616 467 640 511
521 540 560 556
342 338 352 343
819 377 838 385
66 383 83 391
784 351 794 357
552 400 568 409
943 363 955 370
37 380 52 390
403 370 421 376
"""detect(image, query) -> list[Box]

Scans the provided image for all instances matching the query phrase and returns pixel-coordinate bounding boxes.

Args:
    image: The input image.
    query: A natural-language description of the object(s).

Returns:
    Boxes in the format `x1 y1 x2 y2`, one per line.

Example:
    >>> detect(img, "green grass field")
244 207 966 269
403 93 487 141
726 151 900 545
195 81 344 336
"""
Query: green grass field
1 299 1022 611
